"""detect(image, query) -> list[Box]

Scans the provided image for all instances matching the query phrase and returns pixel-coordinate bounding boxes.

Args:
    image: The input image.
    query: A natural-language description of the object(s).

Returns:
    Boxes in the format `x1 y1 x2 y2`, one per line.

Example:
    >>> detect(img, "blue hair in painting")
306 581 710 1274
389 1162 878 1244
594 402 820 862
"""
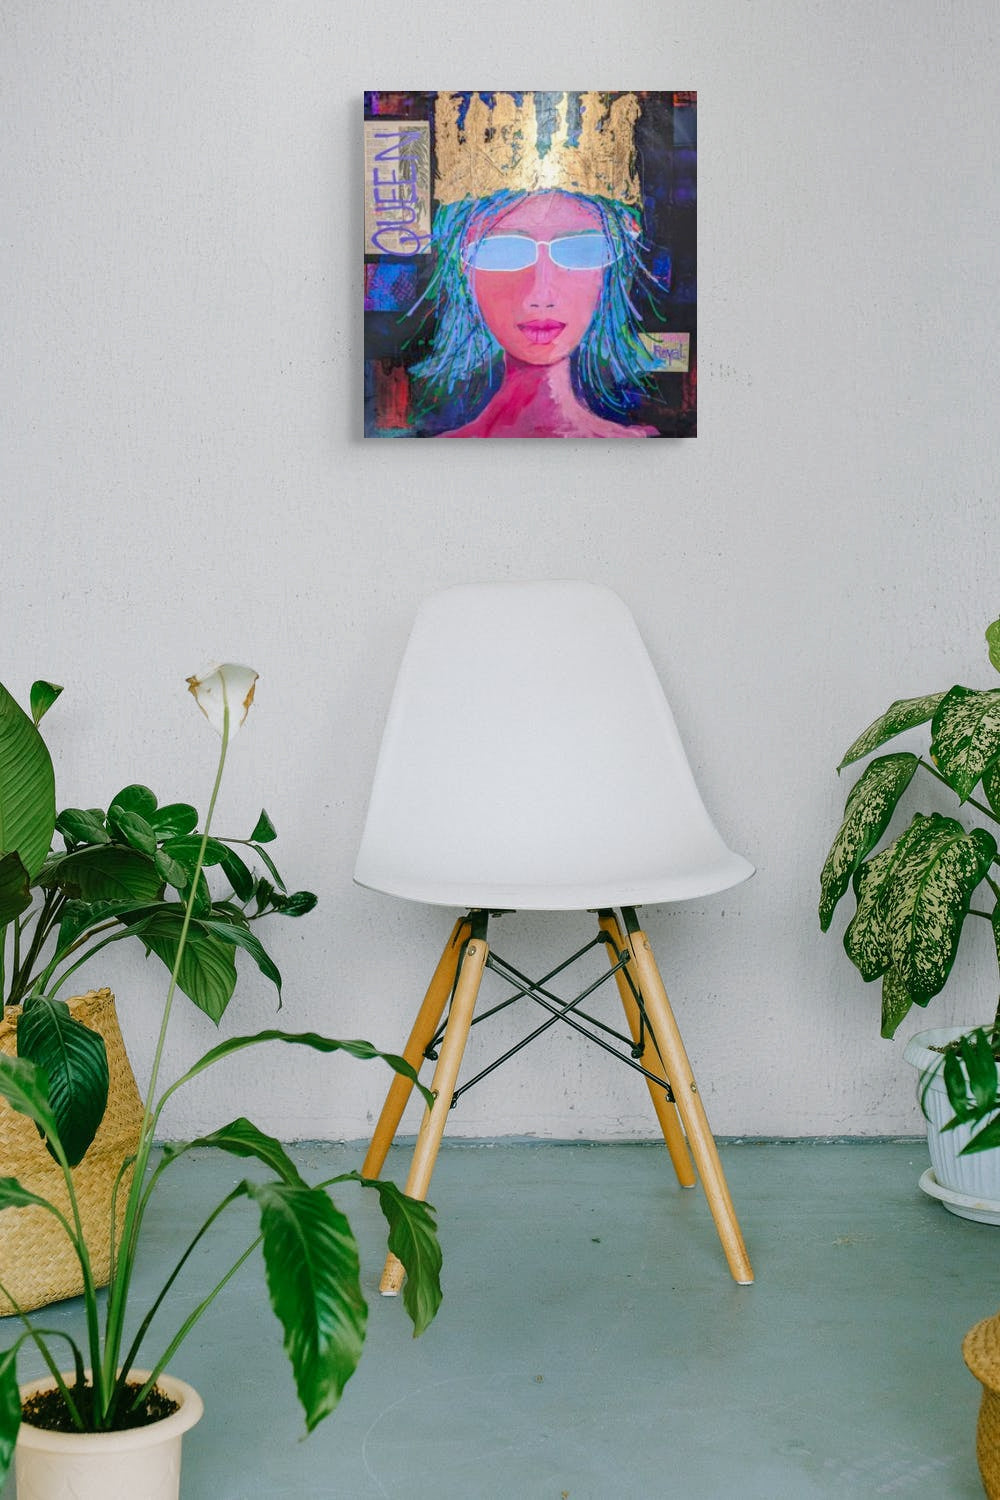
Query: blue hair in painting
407 188 661 432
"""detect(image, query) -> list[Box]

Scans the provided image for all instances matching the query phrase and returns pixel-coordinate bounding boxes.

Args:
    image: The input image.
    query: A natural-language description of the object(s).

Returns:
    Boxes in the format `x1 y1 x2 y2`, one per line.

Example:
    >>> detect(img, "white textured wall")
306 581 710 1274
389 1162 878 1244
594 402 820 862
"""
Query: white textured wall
2 2 999 1142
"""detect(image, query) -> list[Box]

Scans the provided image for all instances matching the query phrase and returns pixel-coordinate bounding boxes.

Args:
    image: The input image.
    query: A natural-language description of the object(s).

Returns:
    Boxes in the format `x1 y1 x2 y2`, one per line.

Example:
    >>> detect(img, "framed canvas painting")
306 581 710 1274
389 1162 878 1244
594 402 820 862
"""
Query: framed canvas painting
363 91 696 439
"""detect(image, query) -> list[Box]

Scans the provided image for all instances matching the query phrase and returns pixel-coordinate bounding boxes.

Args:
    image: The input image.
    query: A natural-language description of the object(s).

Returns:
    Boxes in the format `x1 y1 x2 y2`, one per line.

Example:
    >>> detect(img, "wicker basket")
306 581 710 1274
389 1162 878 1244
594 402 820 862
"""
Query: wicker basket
964 1310 1000 1498
0 989 144 1316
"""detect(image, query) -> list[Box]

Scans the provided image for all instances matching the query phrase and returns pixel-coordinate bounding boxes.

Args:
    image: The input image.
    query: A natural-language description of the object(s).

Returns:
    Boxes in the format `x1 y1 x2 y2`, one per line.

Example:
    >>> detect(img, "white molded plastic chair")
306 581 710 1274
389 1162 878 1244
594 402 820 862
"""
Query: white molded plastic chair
357 581 755 1287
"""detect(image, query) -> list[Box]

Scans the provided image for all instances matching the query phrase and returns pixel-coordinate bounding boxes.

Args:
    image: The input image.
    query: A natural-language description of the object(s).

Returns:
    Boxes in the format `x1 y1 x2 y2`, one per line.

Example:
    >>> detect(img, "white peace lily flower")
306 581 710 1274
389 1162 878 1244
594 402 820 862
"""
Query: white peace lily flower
186 663 258 738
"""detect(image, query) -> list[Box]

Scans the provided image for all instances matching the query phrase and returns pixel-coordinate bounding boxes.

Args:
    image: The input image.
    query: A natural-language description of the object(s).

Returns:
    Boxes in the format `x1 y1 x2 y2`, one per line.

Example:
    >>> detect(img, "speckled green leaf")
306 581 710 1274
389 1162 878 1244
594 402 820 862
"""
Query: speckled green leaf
844 822 931 981
983 759 1000 818
819 754 918 930
880 813 996 1005
880 967 917 1039
930 686 1000 801
838 693 947 770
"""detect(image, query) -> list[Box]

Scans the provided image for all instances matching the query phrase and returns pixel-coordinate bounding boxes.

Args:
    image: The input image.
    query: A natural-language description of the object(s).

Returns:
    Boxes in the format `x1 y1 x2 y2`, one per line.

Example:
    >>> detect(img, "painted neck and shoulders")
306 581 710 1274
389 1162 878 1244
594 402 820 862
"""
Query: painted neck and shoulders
441 357 656 439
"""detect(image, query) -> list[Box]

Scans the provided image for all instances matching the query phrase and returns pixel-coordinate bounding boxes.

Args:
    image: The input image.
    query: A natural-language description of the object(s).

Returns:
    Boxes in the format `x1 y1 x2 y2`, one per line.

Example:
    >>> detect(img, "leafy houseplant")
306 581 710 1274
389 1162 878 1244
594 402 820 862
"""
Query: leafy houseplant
0 665 443 1492
819 617 1000 1043
0 676 316 1023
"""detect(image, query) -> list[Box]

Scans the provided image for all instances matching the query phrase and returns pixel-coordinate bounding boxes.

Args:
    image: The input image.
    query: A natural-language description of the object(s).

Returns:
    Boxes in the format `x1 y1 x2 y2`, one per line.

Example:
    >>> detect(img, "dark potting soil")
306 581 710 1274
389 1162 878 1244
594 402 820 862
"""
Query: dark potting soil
22 1381 178 1433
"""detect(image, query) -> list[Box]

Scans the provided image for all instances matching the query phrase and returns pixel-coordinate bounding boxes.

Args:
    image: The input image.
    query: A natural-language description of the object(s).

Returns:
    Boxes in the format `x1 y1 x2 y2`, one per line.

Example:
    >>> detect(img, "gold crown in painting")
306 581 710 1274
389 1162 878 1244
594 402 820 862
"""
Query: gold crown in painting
434 92 642 208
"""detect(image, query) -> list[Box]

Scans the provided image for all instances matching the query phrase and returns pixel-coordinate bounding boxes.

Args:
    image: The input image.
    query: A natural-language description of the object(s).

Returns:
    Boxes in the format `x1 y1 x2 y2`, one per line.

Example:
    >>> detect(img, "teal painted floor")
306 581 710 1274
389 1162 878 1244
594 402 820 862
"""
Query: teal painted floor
3 1140 998 1499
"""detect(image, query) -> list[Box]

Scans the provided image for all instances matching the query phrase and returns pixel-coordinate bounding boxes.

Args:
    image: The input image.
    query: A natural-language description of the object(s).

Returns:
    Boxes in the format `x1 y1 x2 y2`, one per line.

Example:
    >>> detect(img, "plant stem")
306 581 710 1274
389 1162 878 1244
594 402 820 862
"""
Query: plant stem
101 706 232 1408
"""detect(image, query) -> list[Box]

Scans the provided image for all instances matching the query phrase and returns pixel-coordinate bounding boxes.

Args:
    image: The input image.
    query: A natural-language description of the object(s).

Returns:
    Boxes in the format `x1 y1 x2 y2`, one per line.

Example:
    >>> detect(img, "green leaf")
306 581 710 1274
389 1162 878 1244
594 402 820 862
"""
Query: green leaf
196 916 282 995
819 754 918 930
0 1347 21 1484
29 680 62 726
109 785 158 820
0 1175 65 1213
41 846 163 904
838 692 947 770
879 814 996 1005
130 910 237 1023
963 1115 1000 1154
250 809 277 843
357 1176 442 1336
163 1117 308 1187
247 1180 367 1430
844 834 919 982
17 997 109 1167
55 807 110 847
984 759 1000 819
167 1031 434 1108
880 968 917 1039
0 1053 61 1147
271 889 318 918
987 619 1000 675
930 685 1000 802
0 680 56 879
149 803 198 838
0 851 32 927
215 845 255 902
108 809 158 857
154 847 191 890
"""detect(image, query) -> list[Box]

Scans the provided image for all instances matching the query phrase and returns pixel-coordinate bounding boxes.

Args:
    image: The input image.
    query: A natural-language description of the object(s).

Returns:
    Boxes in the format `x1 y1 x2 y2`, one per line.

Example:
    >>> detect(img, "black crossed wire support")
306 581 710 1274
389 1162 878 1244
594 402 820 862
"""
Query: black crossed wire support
425 909 676 1109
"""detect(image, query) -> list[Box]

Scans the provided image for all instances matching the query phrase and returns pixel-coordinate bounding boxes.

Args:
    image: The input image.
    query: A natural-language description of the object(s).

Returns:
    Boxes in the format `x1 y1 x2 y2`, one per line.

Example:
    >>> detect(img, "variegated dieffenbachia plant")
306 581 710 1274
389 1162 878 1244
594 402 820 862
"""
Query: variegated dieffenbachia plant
820 617 1000 1040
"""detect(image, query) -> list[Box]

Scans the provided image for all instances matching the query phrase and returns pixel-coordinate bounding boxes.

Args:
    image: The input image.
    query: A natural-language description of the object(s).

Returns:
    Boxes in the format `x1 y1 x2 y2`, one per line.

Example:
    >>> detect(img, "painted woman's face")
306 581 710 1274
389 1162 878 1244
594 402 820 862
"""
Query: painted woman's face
463 193 611 365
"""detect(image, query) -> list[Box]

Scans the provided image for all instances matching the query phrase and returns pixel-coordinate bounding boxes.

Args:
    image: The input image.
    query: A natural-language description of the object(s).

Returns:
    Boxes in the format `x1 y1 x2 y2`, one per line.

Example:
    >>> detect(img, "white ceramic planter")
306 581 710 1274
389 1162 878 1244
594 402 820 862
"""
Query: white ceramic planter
904 1027 1000 1222
15 1370 203 1500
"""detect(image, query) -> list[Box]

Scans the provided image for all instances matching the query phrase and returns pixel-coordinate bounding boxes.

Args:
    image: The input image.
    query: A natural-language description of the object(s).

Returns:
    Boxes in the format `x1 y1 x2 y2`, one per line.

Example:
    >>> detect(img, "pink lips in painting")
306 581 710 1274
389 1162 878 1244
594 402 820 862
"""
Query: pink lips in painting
516 319 567 345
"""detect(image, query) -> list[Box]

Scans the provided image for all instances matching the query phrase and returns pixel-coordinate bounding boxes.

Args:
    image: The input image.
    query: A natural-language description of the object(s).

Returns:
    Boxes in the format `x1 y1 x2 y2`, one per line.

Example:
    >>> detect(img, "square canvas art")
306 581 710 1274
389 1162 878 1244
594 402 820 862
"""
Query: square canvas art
363 91 696 439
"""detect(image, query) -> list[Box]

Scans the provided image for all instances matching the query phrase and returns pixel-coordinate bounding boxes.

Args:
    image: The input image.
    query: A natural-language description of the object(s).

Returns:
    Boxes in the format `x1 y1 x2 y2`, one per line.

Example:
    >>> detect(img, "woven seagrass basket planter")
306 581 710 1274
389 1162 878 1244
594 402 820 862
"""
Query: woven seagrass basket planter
964 1311 1000 1498
0 989 144 1317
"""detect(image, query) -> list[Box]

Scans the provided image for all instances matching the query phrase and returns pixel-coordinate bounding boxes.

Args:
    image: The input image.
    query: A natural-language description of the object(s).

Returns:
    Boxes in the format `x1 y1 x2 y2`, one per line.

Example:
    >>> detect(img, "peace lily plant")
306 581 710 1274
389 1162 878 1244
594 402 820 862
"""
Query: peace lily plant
0 664 442 1480
819 617 1000 1149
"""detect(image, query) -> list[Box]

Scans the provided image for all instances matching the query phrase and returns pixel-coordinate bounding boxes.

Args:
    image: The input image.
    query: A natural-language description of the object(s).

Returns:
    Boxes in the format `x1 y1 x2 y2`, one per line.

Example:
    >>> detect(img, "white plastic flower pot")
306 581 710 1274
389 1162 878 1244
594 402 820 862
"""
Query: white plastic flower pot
15 1370 203 1500
904 1027 1000 1223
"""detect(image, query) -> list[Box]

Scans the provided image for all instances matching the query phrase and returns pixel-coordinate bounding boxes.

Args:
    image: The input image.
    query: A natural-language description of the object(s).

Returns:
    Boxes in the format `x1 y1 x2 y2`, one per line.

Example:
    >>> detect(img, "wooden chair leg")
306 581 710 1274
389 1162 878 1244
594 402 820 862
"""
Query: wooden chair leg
622 918 754 1286
362 917 471 1181
598 911 696 1188
379 926 489 1295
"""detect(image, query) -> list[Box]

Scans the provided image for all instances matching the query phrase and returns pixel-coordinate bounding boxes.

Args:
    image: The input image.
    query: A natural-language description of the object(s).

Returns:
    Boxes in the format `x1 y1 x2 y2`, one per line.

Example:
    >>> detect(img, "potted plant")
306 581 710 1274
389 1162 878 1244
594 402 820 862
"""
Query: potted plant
819 616 1000 1214
0 674 316 1314
0 664 443 1498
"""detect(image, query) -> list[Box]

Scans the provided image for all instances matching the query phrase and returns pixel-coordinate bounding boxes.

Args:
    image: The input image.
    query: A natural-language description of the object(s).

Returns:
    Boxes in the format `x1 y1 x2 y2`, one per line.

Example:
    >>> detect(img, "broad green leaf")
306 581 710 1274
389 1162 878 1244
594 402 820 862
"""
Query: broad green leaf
987 618 1000 675
247 1180 367 1430
251 809 277 843
55 807 110 847
879 814 996 1005
17 997 109 1167
0 851 31 927
819 754 918 930
163 1117 307 1187
108 809 158 857
154 847 191 890
271 889 318 918
930 685 1000 801
166 1031 433 1108
29 681 62 726
838 692 947 770
880 967 917 1039
215 845 255 902
195 916 282 995
150 802 198 838
109 784 158 820
130 910 237 1023
0 680 56 879
355 1175 442 1336
161 835 238 869
0 1347 21 1483
41 846 163 904
0 1053 61 1146
844 833 922 982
